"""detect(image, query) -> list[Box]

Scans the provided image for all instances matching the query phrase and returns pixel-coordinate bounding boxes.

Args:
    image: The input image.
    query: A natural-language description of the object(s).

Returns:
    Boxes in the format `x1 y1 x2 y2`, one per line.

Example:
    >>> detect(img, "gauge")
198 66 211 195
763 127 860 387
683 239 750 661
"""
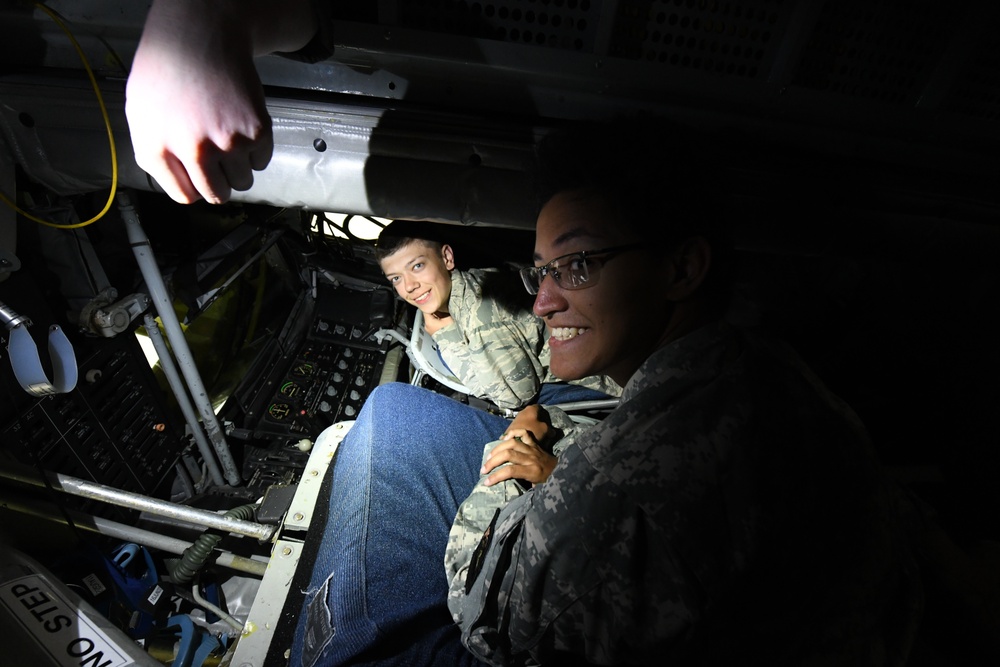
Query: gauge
268 403 292 420
292 363 315 377
280 381 301 398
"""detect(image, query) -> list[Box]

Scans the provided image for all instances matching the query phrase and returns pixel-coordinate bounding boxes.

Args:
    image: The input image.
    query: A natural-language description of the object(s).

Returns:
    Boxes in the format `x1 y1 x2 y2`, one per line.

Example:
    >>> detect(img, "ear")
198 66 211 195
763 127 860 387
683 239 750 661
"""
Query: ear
441 244 456 270
664 236 712 300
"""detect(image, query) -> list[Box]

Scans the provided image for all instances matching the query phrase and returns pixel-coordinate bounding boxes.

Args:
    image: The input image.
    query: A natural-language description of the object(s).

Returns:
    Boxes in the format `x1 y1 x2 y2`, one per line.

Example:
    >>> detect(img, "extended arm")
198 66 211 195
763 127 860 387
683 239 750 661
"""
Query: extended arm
125 0 318 204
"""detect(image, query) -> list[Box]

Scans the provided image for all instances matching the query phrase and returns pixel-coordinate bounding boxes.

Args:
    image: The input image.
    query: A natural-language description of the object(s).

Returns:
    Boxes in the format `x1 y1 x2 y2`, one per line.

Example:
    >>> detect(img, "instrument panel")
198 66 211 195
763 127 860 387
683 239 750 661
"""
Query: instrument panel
259 338 386 436
230 279 399 445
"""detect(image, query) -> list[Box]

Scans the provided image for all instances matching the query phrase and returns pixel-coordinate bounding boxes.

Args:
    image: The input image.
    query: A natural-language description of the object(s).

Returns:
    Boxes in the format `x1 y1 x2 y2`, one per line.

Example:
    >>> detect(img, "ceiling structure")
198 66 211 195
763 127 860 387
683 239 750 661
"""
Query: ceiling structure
1 0 999 573
0 0 998 243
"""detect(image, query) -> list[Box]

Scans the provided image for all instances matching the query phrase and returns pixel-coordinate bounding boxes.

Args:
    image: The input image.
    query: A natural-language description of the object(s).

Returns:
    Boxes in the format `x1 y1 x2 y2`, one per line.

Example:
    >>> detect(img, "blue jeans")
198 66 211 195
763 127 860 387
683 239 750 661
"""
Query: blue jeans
537 381 616 406
290 383 510 667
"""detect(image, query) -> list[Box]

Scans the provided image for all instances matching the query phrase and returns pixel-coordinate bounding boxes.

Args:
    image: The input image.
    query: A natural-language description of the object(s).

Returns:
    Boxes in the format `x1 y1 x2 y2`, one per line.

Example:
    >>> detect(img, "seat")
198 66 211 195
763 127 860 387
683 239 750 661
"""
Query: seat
407 309 472 394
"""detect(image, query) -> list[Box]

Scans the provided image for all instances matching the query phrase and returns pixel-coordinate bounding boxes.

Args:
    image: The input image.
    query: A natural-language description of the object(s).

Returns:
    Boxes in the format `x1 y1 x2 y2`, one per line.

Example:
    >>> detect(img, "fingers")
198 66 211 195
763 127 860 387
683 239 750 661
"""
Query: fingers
124 17 274 206
483 432 556 486
144 152 202 205
248 132 274 172
483 464 521 488
188 149 234 205
219 131 274 194
482 439 521 478
141 136 269 205
501 428 533 444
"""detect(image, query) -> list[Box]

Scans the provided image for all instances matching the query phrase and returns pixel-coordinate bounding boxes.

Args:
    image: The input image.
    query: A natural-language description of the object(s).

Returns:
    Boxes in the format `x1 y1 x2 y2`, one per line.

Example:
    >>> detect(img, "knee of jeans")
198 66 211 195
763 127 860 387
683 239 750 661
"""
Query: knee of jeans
366 382 422 411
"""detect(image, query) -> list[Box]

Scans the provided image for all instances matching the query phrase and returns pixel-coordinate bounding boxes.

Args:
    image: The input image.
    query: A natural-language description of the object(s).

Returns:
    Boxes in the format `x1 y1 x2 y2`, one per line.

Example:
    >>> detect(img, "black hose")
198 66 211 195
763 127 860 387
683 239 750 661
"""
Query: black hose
170 503 257 585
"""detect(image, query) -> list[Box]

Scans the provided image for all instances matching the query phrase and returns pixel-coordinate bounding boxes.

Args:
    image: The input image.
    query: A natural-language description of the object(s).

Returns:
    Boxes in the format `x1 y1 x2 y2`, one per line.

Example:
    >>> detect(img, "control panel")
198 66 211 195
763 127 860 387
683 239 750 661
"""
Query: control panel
230 280 399 445
257 338 385 437
0 332 186 519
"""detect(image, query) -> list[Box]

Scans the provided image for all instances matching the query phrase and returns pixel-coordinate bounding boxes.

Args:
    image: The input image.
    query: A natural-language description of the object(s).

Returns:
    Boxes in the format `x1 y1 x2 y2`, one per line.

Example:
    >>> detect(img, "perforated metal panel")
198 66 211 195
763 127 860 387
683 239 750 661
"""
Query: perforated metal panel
791 0 971 105
945 23 1000 121
610 0 783 76
1 0 999 228
397 0 603 51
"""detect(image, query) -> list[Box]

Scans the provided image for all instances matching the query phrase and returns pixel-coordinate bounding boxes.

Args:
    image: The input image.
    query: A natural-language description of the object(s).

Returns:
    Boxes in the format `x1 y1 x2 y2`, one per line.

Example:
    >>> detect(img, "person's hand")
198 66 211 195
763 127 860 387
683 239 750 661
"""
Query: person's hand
482 429 557 487
506 404 555 443
125 0 316 204
482 404 562 487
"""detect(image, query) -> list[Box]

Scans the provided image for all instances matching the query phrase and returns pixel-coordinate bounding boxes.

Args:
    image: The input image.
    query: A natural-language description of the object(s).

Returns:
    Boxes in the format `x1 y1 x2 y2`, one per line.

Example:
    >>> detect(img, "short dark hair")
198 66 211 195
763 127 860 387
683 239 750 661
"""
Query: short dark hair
533 116 736 300
374 220 444 262
533 116 732 247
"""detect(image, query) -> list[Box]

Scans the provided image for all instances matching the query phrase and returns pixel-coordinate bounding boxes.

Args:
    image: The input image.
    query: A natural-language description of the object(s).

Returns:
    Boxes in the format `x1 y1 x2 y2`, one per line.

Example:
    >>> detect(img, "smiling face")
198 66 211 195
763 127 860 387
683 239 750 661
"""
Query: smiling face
379 239 455 316
532 190 676 386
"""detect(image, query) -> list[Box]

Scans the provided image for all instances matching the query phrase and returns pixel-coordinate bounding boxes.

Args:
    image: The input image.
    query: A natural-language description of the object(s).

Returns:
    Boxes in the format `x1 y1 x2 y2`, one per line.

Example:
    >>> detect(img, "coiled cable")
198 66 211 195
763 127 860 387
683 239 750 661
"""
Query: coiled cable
170 503 258 586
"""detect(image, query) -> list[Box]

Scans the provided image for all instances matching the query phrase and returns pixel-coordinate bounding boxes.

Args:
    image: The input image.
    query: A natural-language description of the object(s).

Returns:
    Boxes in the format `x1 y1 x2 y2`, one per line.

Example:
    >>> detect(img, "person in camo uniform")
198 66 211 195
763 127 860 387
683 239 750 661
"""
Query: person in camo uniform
444 121 924 666
375 220 620 411
291 120 922 667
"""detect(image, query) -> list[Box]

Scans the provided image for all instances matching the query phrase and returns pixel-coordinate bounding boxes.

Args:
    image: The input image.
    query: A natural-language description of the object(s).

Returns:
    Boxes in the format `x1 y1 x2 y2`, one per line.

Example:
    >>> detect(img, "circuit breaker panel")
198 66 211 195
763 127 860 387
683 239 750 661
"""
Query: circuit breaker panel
1 330 187 527
2 333 184 491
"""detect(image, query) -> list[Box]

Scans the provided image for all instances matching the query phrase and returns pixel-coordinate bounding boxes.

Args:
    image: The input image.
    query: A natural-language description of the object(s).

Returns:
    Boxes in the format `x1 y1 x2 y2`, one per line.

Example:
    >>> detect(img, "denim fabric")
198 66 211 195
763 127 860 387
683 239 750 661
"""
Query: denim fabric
538 381 615 406
290 382 510 667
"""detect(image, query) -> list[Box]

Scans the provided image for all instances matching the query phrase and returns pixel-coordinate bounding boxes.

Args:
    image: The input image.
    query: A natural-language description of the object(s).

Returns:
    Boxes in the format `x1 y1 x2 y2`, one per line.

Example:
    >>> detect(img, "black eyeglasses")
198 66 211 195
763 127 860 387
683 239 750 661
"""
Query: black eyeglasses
519 242 643 295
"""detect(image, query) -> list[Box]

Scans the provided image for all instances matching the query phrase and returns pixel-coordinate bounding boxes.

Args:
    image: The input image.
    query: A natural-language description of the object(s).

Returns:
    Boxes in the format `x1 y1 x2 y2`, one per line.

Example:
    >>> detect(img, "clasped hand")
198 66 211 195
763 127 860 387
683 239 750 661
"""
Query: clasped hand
482 404 560 488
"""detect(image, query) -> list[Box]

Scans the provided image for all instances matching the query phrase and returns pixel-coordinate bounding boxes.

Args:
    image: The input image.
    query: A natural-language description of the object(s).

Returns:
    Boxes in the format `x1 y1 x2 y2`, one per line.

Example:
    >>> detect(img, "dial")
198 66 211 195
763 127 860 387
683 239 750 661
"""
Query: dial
268 403 292 420
280 381 302 398
292 363 315 377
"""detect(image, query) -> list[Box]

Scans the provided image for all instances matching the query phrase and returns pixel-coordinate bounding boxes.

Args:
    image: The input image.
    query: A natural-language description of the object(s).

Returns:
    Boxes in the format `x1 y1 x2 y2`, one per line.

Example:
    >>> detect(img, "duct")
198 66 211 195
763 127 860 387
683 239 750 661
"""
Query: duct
0 76 540 228
118 191 241 486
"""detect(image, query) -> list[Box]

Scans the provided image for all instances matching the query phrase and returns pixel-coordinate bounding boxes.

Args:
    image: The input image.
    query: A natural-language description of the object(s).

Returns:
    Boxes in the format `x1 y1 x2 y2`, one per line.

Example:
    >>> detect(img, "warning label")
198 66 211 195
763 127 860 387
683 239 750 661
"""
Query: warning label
0 574 131 667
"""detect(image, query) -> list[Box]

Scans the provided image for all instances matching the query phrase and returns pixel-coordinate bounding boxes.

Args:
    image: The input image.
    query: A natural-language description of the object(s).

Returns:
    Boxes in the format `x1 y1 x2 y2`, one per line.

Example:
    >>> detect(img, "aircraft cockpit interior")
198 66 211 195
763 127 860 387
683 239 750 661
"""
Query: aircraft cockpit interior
1 1 999 665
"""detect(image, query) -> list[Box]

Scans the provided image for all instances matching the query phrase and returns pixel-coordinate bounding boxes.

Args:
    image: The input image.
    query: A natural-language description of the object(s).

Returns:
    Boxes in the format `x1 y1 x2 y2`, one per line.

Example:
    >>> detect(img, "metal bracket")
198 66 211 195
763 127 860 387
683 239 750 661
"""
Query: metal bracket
1 300 78 395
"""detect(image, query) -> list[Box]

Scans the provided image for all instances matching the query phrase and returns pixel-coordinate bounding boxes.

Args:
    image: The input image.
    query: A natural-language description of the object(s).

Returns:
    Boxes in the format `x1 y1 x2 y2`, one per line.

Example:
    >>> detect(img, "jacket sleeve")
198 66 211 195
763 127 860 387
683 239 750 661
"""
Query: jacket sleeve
433 270 548 410
446 412 592 666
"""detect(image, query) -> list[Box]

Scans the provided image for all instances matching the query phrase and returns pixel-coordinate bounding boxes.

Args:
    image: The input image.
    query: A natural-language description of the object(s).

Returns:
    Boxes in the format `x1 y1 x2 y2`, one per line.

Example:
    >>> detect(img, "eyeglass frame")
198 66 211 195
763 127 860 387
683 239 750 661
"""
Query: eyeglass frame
519 242 644 295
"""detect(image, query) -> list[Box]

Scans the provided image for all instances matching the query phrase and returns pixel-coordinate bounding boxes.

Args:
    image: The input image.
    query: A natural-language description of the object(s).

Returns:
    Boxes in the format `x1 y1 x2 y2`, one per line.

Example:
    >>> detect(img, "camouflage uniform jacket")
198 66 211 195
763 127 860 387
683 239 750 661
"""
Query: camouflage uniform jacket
445 321 921 666
431 268 620 410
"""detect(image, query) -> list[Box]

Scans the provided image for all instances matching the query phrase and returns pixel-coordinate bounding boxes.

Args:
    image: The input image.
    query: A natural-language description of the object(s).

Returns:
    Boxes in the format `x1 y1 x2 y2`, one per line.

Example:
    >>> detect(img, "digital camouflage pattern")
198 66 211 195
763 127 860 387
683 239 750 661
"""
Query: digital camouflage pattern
446 321 922 666
432 268 621 410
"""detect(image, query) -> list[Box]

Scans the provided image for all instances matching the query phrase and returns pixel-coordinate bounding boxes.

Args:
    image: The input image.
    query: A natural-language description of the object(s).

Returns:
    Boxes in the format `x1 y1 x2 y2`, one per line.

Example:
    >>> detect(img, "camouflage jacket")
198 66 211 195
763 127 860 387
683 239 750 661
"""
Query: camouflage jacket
431 268 620 410
445 322 922 666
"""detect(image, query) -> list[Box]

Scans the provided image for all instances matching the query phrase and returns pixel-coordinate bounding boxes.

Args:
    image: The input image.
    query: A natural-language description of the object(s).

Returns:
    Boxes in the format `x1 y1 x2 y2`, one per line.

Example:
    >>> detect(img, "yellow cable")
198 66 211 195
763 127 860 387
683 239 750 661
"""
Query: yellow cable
0 2 119 229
